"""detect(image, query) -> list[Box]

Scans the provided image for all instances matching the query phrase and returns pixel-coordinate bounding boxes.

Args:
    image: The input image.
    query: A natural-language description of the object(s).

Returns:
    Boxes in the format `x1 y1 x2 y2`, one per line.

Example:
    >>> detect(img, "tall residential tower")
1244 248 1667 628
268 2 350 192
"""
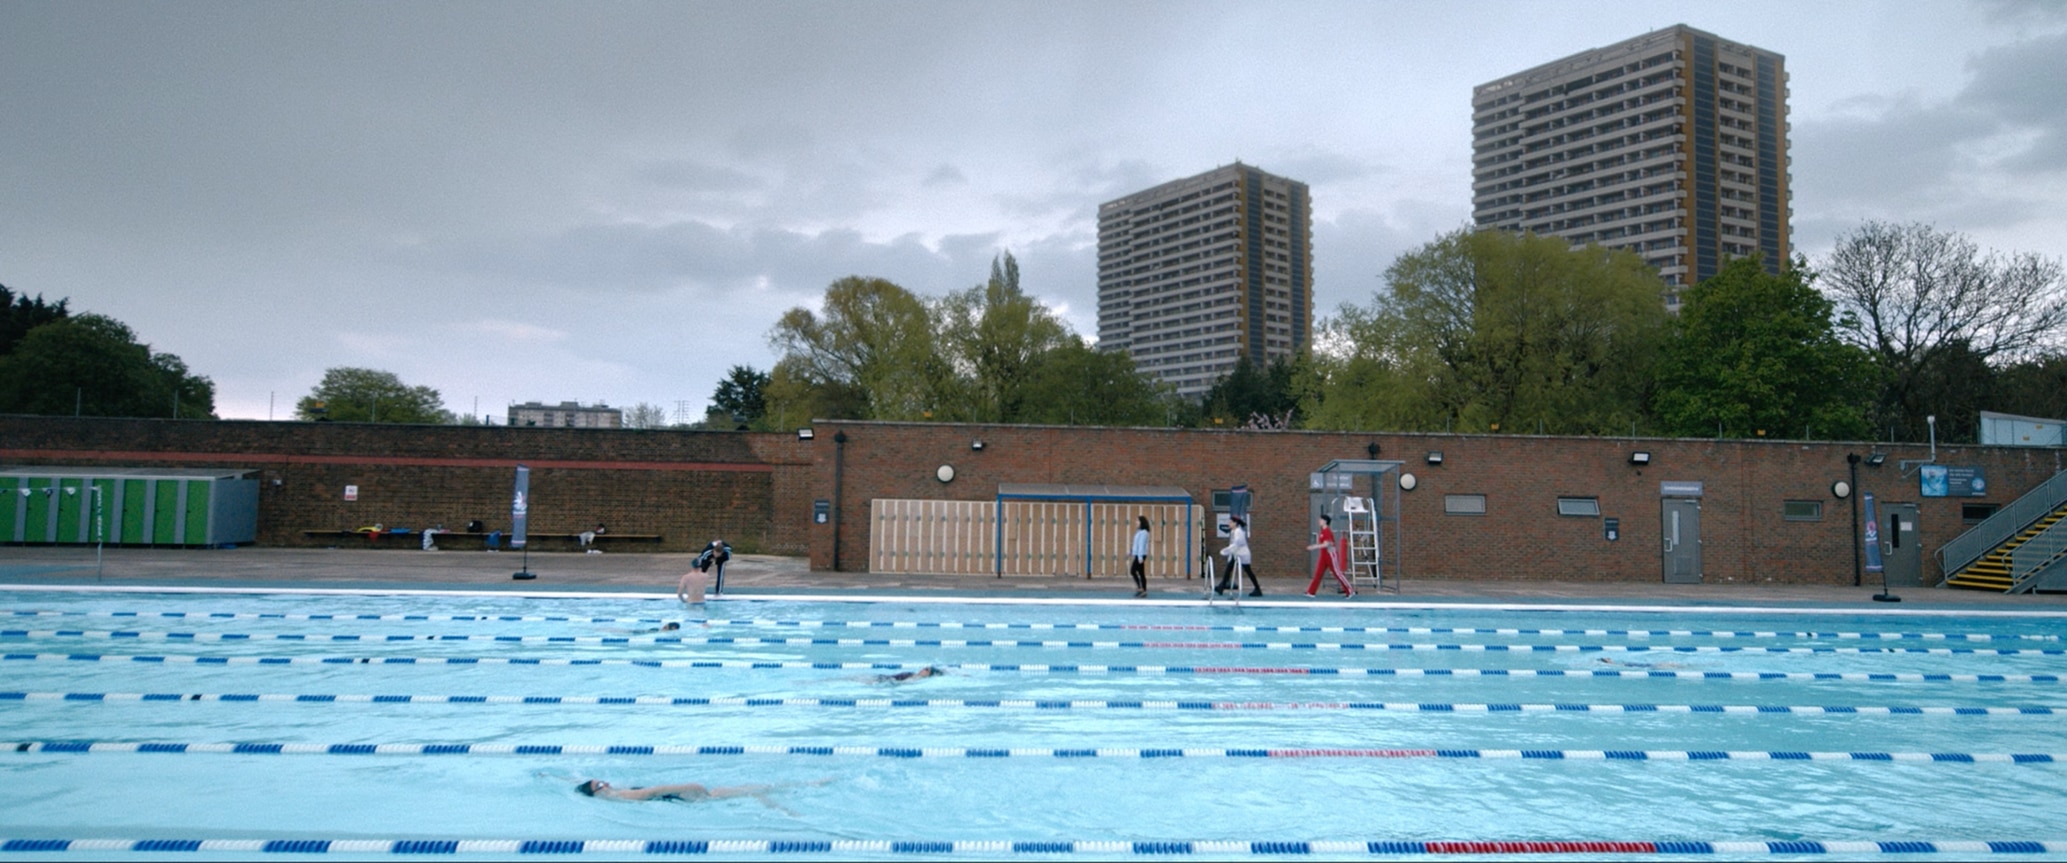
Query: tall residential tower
1097 163 1312 398
1472 25 1790 307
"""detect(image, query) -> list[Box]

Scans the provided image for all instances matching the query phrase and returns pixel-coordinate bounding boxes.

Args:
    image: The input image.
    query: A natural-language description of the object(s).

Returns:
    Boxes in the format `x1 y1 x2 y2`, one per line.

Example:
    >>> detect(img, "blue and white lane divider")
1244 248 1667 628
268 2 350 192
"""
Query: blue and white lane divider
2 837 2065 856
10 610 2058 643
3 610 669 624
9 630 2064 656
5 690 2057 715
8 652 2062 684
12 740 2066 763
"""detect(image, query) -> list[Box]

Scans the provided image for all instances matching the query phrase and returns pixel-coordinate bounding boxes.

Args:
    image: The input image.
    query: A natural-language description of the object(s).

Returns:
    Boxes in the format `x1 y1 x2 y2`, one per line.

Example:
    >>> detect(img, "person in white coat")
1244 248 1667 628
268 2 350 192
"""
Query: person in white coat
1128 515 1151 597
1214 516 1261 596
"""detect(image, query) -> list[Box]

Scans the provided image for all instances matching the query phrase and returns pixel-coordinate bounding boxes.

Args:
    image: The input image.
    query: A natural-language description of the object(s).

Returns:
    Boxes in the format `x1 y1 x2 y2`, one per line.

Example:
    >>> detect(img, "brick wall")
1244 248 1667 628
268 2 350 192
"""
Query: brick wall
0 416 812 554
11 414 2063 584
804 421 2067 584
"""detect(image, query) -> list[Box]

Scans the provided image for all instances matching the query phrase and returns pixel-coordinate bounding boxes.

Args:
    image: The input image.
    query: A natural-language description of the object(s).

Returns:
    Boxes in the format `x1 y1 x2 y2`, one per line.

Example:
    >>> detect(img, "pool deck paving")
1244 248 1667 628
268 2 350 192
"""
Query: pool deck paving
3 545 2065 611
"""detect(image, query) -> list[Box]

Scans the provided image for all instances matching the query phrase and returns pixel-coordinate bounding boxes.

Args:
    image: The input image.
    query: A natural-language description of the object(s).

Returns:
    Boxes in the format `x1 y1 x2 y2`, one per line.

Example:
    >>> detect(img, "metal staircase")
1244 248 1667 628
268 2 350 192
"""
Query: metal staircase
1939 470 2067 594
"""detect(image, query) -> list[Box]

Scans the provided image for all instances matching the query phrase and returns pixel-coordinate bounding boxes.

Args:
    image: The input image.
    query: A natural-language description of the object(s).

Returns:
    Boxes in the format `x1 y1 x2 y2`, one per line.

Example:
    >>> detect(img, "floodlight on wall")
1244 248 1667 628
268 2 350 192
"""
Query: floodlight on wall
796 428 815 440
1628 451 1652 466
1425 451 1444 465
1865 452 1886 467
971 440 985 451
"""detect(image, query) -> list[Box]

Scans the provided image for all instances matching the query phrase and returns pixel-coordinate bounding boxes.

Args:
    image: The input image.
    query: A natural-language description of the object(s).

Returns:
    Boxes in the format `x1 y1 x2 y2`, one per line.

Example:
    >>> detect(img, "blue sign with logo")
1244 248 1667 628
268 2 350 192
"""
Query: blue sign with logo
1919 465 1987 498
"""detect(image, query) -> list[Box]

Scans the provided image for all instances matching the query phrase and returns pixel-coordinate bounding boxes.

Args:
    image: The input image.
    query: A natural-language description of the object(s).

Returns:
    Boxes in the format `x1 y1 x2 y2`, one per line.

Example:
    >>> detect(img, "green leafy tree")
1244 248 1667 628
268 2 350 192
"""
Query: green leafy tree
294 367 452 424
766 276 945 421
1306 229 1668 434
1992 353 2067 422
710 365 770 427
1653 257 1873 440
1 284 69 357
1015 338 1172 426
1200 354 1307 428
0 313 216 418
936 252 1072 423
1821 221 2067 441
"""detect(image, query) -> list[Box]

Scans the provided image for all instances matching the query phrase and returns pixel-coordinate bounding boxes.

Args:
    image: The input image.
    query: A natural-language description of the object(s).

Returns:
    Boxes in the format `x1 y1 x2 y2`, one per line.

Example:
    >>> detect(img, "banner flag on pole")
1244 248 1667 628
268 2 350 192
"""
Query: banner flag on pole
1861 492 1883 574
511 465 530 550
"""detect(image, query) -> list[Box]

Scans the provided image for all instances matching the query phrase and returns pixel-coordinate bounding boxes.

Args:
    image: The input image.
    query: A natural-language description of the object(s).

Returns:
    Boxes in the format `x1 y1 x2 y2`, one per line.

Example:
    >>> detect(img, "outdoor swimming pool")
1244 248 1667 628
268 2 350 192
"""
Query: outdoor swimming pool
2 587 2065 860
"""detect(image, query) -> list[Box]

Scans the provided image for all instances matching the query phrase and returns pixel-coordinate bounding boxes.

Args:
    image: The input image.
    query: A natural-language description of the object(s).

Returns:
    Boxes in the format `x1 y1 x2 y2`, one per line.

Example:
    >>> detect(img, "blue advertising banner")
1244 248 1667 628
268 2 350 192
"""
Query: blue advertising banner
1919 465 1988 498
510 465 530 550
1861 492 1883 574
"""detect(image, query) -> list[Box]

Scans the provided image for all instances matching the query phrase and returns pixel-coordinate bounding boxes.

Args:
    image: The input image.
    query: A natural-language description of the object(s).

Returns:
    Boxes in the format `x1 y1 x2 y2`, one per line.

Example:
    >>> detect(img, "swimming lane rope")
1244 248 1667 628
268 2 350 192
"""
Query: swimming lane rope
7 629 2063 656
10 610 2057 642
3 690 2056 715
1 837 2062 856
10 739 2065 763
7 652 2063 684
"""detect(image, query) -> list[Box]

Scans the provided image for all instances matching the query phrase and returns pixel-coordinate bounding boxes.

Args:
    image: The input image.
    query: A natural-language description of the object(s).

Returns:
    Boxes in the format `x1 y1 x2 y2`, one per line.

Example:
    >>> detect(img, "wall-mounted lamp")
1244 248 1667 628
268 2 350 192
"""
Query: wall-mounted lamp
796 428 815 440
1425 451 1444 465
971 440 985 451
1832 480 1851 499
1398 472 1418 491
1365 442 1380 459
1865 452 1886 467
1628 451 1652 466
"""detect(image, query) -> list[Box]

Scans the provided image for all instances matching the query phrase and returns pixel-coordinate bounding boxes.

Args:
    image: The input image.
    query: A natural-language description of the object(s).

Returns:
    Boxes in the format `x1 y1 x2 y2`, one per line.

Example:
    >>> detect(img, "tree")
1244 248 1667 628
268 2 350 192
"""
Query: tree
710 365 770 427
1992 353 2067 422
766 276 945 421
1652 257 1874 440
0 313 216 418
1014 338 1172 427
935 252 1071 423
1200 354 1306 428
1305 229 1668 434
1 283 69 357
1821 221 2067 441
294 367 452 424
622 402 672 429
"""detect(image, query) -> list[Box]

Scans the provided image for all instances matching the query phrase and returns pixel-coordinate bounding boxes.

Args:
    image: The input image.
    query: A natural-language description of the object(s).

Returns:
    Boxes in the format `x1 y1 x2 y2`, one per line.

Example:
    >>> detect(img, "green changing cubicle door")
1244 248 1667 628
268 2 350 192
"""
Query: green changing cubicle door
56 479 84 543
152 480 180 544
0 477 17 542
183 480 210 545
24 479 53 543
121 480 148 544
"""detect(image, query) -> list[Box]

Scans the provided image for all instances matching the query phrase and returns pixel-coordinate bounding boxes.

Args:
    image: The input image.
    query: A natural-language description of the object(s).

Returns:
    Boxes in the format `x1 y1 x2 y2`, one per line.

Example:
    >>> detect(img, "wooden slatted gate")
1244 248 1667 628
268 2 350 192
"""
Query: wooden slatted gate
870 499 1202 578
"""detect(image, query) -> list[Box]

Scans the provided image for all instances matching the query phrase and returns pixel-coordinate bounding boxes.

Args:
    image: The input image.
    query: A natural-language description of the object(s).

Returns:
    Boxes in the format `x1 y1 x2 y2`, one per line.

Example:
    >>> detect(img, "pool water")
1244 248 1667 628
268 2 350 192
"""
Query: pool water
3 589 2065 859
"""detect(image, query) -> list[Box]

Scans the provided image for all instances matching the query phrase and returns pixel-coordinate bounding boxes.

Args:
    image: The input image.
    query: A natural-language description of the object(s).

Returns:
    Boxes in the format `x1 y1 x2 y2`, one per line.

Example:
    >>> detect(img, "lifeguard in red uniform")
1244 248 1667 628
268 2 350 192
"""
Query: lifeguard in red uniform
1304 514 1355 597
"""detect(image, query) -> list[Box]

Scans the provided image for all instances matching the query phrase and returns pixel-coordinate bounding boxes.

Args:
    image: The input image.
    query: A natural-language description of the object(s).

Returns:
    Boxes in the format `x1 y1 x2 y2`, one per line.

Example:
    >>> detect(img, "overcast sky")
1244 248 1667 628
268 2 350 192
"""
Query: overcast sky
5 1 2064 422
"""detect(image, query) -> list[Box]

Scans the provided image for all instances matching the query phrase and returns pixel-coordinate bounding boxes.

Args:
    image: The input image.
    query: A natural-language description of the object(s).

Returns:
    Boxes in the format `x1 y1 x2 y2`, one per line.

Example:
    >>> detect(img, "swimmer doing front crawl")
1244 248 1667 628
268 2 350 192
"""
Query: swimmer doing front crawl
870 665 944 683
576 777 831 808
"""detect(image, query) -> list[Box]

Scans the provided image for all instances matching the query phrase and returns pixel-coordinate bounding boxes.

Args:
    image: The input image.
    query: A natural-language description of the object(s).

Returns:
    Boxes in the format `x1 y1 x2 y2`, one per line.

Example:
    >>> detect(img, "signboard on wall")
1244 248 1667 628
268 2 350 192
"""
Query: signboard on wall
343 485 358 501
1919 465 1987 498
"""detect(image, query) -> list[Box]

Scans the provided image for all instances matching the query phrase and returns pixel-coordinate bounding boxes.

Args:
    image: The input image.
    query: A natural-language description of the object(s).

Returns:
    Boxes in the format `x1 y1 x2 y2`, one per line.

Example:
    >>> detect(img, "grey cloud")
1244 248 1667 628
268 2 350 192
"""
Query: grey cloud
924 164 970 187
1792 30 2067 233
638 160 766 193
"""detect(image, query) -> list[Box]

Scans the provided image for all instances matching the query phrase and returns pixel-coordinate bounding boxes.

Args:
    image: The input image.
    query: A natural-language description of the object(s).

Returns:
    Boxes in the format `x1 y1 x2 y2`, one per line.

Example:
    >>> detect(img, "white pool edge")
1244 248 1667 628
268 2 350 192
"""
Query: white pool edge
5 582 2066 617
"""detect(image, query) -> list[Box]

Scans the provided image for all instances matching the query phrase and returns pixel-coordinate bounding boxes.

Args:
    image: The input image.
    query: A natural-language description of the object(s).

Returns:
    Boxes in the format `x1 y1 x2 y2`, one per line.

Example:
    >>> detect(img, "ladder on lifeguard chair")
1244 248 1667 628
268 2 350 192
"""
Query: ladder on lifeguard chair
1342 496 1385 592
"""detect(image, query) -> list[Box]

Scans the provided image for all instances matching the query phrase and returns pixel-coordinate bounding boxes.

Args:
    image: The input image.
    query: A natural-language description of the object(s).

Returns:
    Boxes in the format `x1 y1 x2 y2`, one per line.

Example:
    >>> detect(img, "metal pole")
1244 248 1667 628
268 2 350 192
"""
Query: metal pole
94 486 105 582
831 430 846 572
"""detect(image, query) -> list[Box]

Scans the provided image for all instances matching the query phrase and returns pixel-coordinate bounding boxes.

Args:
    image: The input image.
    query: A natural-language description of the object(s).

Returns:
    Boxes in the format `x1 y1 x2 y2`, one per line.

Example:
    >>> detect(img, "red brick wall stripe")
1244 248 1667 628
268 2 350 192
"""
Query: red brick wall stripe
0 449 773 473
